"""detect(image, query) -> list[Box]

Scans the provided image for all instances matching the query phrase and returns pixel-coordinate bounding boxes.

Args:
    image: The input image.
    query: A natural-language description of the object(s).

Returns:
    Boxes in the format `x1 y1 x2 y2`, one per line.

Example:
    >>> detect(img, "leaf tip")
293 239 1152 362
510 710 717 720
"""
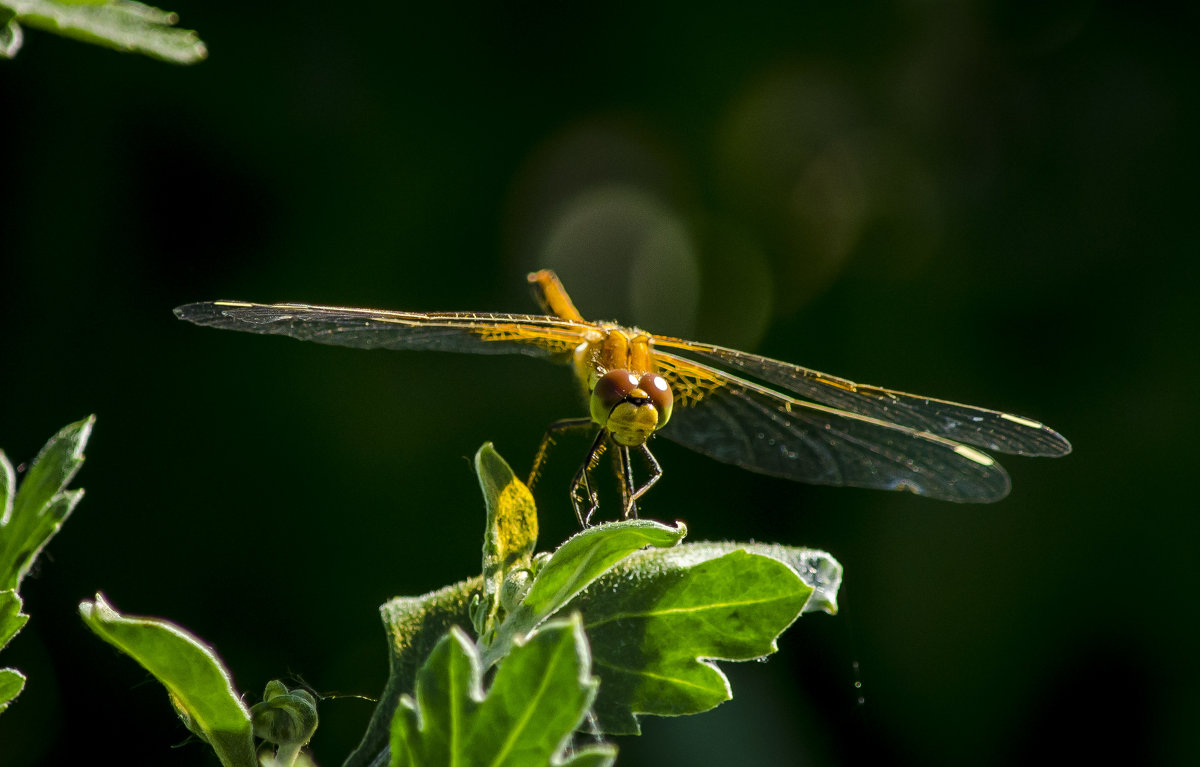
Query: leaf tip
78 591 112 622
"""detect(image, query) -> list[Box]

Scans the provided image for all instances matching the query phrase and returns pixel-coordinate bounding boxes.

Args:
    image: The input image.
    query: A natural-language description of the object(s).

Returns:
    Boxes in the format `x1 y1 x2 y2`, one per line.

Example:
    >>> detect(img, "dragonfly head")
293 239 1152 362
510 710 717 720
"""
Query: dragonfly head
590 369 674 446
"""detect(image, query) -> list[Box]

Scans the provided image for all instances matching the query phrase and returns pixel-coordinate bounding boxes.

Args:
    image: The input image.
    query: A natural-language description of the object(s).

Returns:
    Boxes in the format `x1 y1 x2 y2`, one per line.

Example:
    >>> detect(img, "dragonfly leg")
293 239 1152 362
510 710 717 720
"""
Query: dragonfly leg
528 417 595 490
570 430 609 526
613 445 638 520
627 443 662 514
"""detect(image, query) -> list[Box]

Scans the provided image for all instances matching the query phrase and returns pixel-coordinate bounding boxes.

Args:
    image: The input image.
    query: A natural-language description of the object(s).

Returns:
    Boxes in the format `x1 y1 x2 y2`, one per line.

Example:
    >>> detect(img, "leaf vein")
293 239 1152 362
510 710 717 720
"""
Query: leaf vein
594 660 717 692
487 638 568 767
586 593 797 629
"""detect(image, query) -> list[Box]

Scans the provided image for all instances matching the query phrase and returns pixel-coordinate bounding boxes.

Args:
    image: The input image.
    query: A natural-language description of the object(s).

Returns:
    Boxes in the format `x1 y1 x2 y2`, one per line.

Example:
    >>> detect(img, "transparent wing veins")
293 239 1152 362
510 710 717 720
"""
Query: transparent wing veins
654 351 1012 502
652 337 1070 457
174 301 590 359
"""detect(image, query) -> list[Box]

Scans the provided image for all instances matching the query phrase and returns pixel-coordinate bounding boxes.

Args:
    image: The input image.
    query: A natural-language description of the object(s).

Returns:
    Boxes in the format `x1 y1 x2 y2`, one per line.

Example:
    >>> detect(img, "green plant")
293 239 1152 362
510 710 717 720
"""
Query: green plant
80 443 842 766
0 0 205 62
0 416 93 715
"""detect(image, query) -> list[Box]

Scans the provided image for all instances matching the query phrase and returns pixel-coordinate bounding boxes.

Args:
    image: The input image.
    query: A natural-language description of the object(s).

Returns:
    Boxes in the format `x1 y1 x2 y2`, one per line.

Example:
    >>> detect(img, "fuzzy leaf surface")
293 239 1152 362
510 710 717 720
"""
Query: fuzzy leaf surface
342 577 481 767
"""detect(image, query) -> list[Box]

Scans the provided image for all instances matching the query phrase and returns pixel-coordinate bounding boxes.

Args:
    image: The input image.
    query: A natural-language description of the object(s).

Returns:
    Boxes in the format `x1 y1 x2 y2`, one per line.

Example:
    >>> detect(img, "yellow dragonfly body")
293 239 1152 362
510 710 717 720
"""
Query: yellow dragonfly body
175 270 1070 523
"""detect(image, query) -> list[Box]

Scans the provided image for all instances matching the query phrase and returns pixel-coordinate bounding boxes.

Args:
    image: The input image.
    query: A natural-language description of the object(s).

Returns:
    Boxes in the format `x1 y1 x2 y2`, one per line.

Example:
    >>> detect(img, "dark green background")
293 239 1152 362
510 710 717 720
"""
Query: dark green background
1 2 1196 765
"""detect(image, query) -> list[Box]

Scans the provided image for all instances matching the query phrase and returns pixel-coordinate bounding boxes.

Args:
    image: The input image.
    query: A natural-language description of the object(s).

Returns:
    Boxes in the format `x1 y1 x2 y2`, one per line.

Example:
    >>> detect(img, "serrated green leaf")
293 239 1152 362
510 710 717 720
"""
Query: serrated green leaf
343 577 482 767
568 544 839 734
476 443 538 639
0 589 28 650
4 0 206 63
79 593 256 767
0 582 28 718
390 616 615 767
0 416 92 592
483 519 685 667
0 667 26 713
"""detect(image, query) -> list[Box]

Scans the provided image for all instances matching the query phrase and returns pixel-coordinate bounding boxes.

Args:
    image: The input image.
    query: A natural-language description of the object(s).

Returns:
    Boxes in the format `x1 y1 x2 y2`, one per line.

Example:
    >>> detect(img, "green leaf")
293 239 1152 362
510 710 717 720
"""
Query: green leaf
79 593 257 767
567 543 842 734
0 667 25 714
0 590 26 714
343 577 483 767
5 416 89 524
0 415 93 592
390 616 615 767
475 443 538 639
0 589 28 650
718 542 843 615
3 0 206 63
0 453 10 531
603 542 844 617
483 519 686 667
0 588 28 718
0 8 21 58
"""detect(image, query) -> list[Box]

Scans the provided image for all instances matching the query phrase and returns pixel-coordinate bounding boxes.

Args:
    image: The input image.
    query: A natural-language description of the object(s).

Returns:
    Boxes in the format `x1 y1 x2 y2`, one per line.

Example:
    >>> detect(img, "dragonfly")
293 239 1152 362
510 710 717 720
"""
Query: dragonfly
175 269 1070 524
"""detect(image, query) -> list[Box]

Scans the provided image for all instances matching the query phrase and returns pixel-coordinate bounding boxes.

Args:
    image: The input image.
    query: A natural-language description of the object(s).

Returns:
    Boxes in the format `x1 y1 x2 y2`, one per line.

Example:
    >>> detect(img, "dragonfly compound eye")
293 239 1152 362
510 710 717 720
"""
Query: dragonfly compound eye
637 373 673 428
590 370 641 426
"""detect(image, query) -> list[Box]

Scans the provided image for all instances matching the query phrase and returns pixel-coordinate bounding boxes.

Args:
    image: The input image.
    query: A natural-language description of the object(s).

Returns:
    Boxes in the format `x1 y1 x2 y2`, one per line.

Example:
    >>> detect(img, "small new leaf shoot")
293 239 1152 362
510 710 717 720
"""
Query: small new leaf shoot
251 680 319 767
475 443 538 640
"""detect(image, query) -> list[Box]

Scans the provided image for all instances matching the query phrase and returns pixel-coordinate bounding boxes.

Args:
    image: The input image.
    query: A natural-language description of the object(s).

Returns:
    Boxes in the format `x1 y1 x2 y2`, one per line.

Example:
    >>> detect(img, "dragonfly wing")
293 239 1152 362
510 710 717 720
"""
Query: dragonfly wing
174 302 587 360
655 353 1011 502
652 338 1070 457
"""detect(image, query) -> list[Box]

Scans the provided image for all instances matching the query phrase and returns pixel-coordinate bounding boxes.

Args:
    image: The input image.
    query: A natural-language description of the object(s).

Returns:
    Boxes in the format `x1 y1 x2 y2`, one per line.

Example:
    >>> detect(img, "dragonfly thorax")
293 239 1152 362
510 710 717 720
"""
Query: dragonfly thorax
589 370 674 446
